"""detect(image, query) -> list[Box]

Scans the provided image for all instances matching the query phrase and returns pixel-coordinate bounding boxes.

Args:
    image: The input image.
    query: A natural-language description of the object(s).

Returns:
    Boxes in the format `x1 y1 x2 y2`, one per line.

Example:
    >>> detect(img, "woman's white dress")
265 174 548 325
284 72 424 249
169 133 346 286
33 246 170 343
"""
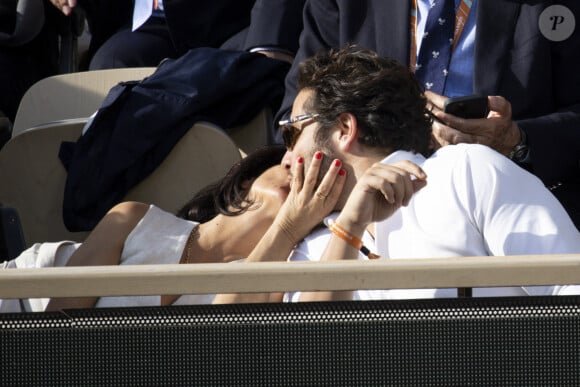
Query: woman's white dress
1 205 215 313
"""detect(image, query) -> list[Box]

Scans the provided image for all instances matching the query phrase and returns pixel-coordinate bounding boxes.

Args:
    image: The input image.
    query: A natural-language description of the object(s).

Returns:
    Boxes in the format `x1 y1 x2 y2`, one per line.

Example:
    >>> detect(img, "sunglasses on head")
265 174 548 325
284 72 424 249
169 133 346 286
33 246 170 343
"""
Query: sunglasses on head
278 113 319 150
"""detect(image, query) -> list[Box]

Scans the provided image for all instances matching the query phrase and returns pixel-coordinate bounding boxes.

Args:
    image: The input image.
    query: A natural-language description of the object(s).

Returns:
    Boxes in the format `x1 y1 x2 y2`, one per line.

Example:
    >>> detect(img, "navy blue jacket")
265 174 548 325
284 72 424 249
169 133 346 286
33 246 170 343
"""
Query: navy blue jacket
60 47 290 231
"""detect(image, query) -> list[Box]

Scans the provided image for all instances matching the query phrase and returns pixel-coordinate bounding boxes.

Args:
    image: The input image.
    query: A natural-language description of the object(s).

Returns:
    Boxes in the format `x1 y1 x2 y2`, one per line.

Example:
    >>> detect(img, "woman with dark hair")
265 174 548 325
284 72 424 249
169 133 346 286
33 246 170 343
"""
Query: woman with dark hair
176 146 289 223
1 146 346 312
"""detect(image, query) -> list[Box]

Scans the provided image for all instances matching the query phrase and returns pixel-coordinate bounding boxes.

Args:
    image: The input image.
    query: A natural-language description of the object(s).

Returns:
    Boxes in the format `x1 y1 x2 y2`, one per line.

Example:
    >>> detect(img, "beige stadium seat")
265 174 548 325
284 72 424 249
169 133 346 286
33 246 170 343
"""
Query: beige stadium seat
0 120 241 246
228 108 272 156
12 67 157 136
12 67 274 154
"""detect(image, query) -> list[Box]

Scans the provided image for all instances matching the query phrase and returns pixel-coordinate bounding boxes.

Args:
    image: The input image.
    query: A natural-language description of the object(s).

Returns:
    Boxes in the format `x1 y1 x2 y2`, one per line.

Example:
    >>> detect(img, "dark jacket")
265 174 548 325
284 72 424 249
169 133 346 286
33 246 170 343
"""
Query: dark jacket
60 47 290 231
0 0 18 35
78 0 305 62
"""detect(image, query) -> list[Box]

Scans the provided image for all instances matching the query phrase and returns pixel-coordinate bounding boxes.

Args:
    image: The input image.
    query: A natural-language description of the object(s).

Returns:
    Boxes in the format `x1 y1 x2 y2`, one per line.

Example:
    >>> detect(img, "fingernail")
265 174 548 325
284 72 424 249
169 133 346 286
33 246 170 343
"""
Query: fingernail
334 159 341 167
338 169 346 176
297 156 304 164
315 151 322 160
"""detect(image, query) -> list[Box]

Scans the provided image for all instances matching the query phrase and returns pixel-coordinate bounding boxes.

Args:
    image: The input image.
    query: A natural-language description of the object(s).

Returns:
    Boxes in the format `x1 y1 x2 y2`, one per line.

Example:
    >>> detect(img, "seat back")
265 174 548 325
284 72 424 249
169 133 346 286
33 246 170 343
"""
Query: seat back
12 67 157 136
0 119 88 244
0 120 241 246
228 108 272 155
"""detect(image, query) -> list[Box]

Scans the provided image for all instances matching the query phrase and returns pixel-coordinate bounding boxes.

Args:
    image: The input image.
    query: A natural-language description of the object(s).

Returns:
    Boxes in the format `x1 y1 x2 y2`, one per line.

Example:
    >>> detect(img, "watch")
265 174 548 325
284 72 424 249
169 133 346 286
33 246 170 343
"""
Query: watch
508 127 529 163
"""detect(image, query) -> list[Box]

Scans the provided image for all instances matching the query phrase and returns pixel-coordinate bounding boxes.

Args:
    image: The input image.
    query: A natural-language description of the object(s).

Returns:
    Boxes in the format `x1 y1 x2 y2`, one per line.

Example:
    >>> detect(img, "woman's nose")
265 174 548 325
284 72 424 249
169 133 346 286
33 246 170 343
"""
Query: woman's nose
281 150 294 170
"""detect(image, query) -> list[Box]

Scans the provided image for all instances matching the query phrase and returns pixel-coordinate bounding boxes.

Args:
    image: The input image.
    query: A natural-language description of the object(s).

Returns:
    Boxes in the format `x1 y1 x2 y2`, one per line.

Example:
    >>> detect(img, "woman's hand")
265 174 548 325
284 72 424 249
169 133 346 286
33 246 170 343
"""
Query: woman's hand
213 152 345 305
335 161 426 235
274 151 346 245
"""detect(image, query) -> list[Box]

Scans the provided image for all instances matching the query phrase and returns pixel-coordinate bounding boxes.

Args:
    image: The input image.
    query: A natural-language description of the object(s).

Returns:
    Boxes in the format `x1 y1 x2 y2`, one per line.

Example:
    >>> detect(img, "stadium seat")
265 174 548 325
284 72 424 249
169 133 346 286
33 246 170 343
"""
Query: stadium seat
0 119 241 247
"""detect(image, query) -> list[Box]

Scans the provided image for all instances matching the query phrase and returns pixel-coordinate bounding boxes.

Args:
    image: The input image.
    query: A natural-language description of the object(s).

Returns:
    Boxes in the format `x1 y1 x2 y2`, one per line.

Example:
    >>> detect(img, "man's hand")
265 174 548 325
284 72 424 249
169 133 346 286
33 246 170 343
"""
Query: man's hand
336 161 427 235
426 91 521 156
49 0 77 16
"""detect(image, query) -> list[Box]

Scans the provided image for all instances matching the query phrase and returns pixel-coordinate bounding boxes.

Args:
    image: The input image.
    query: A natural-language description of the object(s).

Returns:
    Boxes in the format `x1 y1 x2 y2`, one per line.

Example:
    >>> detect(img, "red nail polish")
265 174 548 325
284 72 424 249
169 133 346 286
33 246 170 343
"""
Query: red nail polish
334 159 341 167
315 151 322 160
338 169 346 176
297 156 304 164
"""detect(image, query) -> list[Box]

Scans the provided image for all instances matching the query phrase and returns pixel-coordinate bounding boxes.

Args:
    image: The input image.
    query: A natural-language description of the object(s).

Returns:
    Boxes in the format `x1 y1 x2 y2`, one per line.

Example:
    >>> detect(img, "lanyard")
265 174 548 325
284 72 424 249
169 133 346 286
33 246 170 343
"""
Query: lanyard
410 0 473 72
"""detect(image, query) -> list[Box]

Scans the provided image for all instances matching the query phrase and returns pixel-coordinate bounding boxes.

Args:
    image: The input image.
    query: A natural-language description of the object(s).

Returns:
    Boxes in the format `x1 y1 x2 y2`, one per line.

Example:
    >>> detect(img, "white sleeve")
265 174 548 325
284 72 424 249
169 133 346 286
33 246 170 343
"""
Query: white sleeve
283 226 334 302
460 145 580 255
460 146 580 297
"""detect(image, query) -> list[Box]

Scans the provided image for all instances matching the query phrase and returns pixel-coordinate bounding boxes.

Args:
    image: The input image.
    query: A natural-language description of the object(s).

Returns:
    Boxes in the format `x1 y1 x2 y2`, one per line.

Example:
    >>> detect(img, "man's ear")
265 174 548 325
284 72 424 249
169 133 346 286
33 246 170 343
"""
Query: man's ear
335 112 358 152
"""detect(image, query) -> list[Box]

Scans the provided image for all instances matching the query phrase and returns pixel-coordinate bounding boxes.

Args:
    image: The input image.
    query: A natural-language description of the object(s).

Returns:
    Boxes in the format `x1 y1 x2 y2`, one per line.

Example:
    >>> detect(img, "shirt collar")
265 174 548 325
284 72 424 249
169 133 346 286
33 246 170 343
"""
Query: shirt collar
380 150 426 166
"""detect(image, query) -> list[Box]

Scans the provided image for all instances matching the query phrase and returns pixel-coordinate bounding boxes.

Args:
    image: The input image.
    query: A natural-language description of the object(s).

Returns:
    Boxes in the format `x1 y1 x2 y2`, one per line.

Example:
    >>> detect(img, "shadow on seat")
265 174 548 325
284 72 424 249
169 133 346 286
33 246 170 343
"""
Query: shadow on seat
0 119 241 247
228 108 272 156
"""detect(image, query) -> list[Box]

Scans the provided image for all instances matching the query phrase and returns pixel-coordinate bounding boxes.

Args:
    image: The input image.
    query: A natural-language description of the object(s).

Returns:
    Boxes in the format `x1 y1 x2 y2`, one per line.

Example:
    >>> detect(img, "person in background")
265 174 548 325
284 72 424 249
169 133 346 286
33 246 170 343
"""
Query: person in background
49 0 305 69
274 0 580 229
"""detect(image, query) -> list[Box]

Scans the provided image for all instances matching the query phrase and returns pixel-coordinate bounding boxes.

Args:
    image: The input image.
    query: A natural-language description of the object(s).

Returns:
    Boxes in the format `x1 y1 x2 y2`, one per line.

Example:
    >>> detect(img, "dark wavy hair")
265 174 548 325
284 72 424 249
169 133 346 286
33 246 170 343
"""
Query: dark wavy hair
176 145 286 223
298 46 432 156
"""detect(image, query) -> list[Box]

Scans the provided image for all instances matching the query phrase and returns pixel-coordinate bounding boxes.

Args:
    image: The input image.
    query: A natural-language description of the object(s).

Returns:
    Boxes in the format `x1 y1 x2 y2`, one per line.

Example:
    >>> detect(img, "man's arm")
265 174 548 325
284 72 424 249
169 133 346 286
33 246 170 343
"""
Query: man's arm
427 93 580 191
462 146 580 256
460 145 580 297
516 0 580 188
244 0 306 59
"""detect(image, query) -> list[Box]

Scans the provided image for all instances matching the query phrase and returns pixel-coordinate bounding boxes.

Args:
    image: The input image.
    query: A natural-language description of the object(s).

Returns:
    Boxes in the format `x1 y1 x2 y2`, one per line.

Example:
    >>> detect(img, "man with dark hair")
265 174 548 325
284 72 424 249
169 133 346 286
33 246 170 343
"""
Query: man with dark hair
274 0 580 230
297 47 432 158
273 46 579 302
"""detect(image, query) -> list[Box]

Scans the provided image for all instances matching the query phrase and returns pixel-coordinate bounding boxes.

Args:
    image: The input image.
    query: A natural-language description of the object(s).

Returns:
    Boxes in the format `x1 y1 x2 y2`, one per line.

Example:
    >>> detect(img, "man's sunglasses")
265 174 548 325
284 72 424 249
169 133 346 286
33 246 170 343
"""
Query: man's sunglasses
278 113 319 150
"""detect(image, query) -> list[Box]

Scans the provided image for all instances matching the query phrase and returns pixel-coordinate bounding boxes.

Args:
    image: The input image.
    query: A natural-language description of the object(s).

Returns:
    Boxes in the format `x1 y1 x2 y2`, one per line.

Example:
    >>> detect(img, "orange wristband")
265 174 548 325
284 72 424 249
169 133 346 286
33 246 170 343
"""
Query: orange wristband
329 221 363 249
328 221 379 259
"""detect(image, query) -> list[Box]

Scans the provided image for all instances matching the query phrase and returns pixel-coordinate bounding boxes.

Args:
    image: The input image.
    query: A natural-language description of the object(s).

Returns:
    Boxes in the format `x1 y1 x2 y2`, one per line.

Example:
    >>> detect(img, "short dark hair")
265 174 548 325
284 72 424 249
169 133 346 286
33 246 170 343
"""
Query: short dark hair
298 46 432 155
176 145 286 223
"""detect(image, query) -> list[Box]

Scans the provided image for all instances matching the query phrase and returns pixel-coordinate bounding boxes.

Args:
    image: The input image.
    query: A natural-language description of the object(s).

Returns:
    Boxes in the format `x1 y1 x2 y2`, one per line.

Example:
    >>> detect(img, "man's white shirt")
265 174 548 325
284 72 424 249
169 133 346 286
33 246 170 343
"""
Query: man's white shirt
285 144 580 302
